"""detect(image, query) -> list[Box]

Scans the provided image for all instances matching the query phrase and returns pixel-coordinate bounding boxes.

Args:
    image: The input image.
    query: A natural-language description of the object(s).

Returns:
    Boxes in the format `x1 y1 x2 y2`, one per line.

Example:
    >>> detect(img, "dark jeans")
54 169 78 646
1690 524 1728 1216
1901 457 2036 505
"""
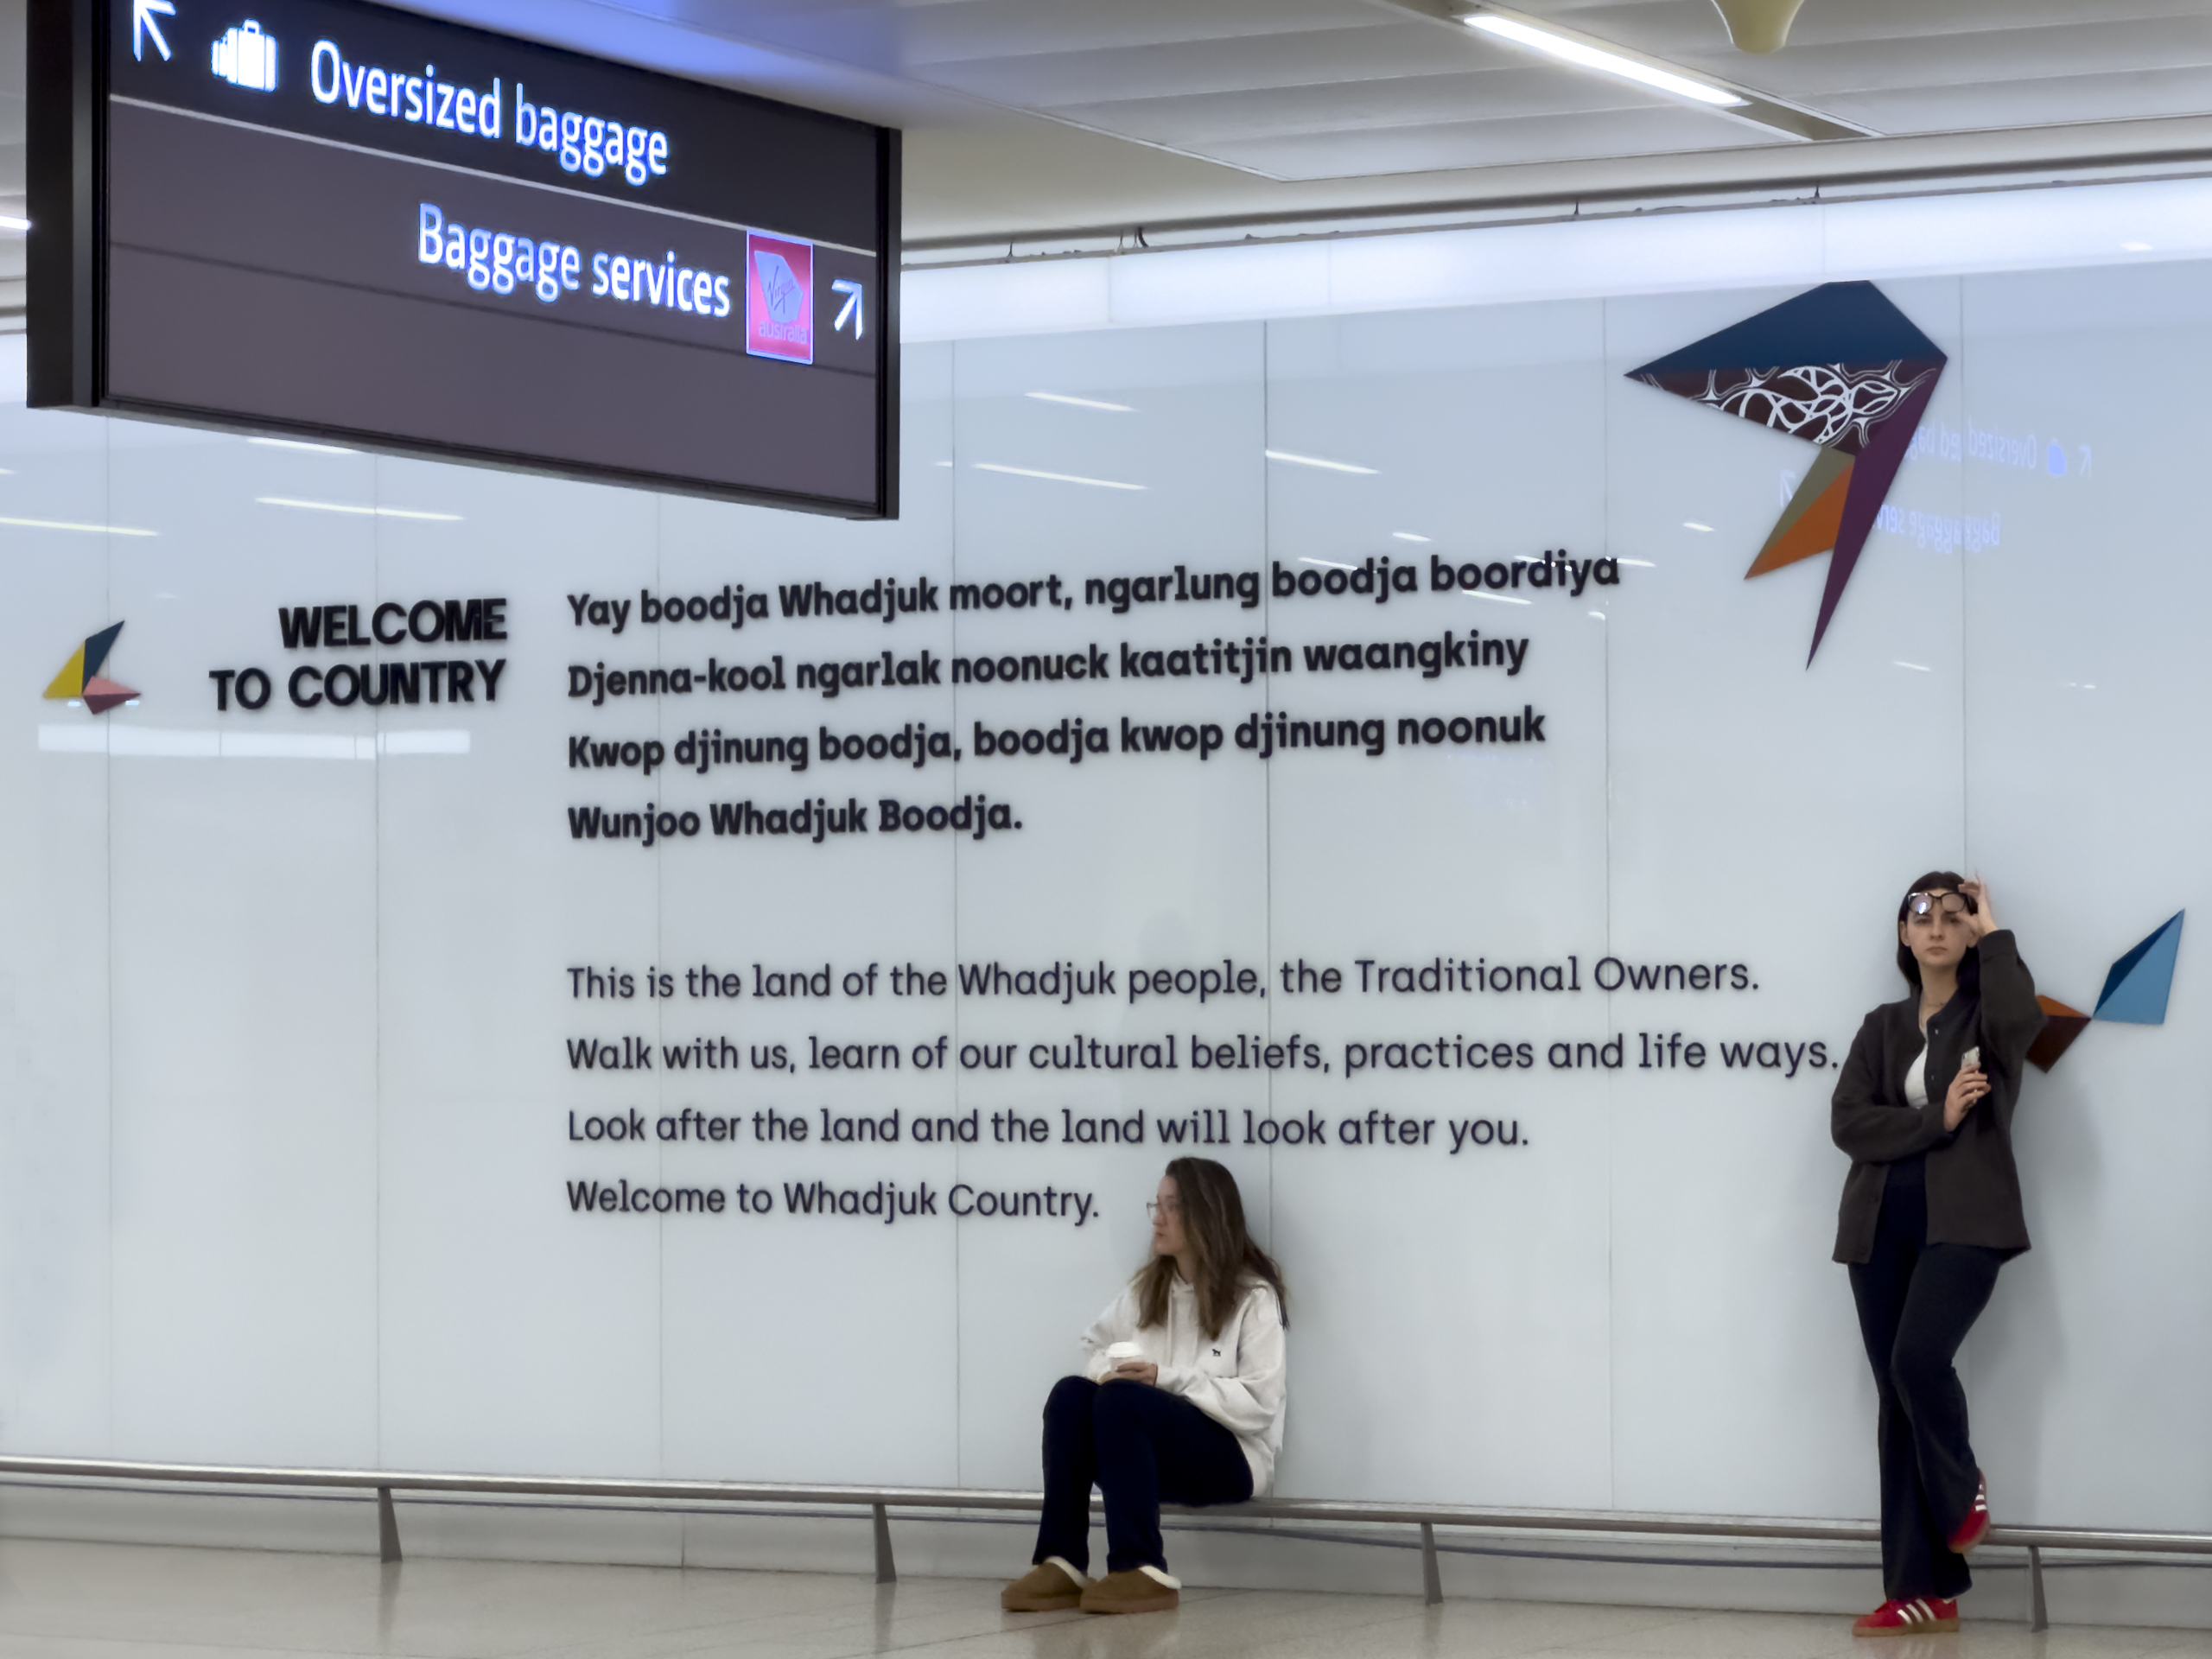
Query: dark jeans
1849 1160 2005 1601
1033 1376 1253 1574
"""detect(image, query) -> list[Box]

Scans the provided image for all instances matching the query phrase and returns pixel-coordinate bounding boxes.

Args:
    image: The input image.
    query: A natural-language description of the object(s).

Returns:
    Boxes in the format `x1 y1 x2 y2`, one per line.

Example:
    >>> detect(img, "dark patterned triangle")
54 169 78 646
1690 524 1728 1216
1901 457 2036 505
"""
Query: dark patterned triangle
1628 281 1943 380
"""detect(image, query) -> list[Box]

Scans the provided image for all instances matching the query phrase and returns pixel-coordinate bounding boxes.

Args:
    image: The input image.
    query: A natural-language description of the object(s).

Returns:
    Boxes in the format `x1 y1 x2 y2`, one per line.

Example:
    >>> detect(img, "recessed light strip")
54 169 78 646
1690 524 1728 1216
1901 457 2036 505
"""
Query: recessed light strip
257 496 461 520
1266 448 1378 475
1465 11 1744 107
1353 1 1872 143
972 463 1145 491
248 437 360 454
0 515 156 536
1026 392 1135 412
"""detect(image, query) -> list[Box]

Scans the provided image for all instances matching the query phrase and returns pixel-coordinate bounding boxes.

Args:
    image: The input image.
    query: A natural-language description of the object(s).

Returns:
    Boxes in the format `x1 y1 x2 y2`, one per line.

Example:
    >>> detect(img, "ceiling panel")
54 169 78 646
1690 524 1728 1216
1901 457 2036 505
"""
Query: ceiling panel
1205 104 1762 179
1541 0 2210 54
643 0 1383 73
350 0 2212 236
893 25 1465 107
1723 16 2212 91
1821 66 2212 134
587 0 2212 182
1049 71 1676 154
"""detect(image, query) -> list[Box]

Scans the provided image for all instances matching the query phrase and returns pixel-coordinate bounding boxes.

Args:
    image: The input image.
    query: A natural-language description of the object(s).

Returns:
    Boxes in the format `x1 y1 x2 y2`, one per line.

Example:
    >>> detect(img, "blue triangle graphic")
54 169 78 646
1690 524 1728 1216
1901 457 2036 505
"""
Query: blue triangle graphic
2093 911 2183 1025
1626 281 1944 378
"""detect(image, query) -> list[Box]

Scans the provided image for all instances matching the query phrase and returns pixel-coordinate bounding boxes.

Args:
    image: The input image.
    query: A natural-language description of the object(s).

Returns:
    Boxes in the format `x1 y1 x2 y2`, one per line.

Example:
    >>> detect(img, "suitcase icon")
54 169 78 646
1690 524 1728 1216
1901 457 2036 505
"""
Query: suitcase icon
212 21 277 91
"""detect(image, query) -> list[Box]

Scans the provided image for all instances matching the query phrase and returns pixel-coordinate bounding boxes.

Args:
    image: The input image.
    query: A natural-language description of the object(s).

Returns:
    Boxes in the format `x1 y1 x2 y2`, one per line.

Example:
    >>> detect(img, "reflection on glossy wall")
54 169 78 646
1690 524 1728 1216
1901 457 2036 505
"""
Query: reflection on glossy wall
1 261 2206 1533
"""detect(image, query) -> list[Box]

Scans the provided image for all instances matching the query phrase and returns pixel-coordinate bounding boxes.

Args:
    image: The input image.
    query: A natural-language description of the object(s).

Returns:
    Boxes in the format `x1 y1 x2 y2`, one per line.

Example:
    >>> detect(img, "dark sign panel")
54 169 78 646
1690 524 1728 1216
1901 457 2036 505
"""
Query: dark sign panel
29 0 900 516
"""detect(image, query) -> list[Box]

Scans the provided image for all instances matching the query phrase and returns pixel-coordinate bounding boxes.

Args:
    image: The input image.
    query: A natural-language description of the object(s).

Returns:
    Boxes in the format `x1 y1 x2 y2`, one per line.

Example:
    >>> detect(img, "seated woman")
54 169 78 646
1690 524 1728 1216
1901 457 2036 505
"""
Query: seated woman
1001 1156 1287 1617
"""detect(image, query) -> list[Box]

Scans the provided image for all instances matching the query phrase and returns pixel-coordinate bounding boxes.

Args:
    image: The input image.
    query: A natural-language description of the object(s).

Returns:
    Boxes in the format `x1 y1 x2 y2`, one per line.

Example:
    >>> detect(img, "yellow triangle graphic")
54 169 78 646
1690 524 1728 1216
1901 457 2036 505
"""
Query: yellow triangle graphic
43 643 87 700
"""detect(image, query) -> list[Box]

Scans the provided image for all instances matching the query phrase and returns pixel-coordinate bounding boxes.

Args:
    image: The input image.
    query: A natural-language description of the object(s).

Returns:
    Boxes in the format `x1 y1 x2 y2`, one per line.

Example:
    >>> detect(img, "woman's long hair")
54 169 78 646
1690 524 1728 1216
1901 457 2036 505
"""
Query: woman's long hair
1134 1157 1287 1341
1896 868 1981 990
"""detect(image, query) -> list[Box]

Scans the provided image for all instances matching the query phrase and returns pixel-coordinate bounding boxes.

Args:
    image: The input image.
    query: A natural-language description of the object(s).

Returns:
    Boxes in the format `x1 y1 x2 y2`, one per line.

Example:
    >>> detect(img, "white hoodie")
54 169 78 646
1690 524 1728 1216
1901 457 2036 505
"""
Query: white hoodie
1080 1276 1287 1494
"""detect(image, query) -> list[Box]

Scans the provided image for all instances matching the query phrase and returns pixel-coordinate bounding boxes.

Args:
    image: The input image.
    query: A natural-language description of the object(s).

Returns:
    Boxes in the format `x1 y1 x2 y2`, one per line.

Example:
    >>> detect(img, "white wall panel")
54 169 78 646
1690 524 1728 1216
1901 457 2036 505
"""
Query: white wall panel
102 429 382 1464
0 401 117 1452
1 232 2205 1547
1953 263 2212 1532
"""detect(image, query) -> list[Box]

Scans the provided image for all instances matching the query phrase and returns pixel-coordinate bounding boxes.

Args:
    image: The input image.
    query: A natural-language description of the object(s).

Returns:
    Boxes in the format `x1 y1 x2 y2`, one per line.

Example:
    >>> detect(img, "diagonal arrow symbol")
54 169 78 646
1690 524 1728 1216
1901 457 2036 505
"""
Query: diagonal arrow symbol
134 0 175 61
831 278 864 341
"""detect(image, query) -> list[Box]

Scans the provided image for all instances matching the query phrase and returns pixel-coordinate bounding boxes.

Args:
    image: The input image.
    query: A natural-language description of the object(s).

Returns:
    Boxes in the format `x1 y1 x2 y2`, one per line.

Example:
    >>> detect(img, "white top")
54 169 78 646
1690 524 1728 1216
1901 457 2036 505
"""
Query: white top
1904 1045 1929 1109
1081 1276 1287 1494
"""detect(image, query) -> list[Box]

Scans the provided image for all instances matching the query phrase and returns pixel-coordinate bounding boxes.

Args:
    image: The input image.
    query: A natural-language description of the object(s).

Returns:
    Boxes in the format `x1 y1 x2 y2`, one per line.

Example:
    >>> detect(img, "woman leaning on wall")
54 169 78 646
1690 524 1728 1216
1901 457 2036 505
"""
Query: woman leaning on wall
1831 874 2044 1638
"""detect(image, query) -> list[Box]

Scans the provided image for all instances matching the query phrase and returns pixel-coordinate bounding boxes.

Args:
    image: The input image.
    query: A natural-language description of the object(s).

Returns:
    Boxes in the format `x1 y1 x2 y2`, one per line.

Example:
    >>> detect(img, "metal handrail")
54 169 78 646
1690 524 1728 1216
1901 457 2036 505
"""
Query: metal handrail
4 1455 2206 1631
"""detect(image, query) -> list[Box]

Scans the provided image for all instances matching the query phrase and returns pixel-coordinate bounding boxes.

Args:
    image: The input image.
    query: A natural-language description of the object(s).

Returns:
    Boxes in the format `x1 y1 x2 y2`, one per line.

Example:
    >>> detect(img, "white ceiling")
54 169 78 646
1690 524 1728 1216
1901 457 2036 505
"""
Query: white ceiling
6 0 2210 246
390 0 2212 243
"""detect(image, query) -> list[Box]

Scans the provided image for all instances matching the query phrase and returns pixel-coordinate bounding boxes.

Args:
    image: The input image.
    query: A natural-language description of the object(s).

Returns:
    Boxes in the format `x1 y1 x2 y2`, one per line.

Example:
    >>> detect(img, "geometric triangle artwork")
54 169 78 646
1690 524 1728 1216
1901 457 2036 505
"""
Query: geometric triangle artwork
81 675 138 715
2092 911 2184 1025
42 621 137 714
41 642 87 701
2028 911 2185 1071
2025 995 2091 1073
1627 281 1947 664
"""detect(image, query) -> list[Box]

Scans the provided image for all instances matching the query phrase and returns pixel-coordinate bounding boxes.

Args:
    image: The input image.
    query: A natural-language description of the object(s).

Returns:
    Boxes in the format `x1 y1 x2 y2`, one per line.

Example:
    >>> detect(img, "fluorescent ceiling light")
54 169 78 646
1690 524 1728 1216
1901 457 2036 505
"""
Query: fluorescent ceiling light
249 437 359 454
1894 660 1932 672
0 215 29 232
0 515 156 536
257 496 461 520
1683 521 1714 532
1301 557 1358 571
2122 241 2154 251
1465 13 1746 107
1617 557 1656 568
1465 590 1532 606
1392 531 1431 543
1026 391 1135 412
972 462 1145 491
1266 448 1377 475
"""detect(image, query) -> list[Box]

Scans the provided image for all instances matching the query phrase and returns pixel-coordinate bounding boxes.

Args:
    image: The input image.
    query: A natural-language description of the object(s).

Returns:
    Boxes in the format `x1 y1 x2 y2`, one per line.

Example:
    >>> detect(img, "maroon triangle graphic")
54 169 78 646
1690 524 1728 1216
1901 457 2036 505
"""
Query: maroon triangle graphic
82 675 138 714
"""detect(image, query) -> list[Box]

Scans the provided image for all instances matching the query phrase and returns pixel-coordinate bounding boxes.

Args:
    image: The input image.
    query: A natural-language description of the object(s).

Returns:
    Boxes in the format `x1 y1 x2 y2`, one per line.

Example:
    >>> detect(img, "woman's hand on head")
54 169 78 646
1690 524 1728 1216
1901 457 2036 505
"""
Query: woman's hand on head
1959 879 1997 940
1943 1064 1989 1131
1109 1361 1160 1387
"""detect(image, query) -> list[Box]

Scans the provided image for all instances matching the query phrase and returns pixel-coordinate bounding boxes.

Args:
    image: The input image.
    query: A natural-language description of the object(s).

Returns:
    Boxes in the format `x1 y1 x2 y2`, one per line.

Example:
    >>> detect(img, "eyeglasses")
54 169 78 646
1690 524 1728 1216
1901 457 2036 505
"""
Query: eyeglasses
1907 891 1974 922
1145 1198 1181 1218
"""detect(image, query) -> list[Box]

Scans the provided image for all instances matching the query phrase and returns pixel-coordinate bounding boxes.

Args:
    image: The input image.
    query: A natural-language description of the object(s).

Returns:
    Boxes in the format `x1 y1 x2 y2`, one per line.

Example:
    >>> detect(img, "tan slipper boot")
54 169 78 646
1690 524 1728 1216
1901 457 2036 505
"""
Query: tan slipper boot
1001 1557 1087 1611
1079 1566 1180 1614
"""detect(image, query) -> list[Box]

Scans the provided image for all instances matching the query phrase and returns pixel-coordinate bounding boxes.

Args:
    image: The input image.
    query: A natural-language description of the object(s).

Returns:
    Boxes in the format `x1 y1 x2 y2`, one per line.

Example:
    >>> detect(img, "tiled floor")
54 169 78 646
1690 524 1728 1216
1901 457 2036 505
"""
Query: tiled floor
1 1539 2209 1659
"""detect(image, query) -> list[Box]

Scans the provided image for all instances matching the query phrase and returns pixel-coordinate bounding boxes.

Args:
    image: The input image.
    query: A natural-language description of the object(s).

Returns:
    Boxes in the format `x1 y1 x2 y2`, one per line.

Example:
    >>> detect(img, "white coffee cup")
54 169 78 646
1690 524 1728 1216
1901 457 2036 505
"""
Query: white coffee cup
1104 1341 1143 1370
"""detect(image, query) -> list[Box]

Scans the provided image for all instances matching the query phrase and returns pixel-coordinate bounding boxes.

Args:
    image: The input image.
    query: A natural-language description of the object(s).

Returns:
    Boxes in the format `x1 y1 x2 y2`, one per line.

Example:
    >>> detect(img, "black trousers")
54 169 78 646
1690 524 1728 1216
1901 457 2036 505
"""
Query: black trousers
1849 1161 2005 1601
1033 1376 1253 1574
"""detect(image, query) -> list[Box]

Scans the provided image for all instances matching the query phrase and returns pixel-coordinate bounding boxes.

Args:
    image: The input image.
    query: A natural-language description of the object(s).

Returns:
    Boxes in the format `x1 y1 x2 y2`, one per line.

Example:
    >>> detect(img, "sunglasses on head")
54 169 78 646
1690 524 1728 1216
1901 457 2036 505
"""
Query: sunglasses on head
1907 890 1975 921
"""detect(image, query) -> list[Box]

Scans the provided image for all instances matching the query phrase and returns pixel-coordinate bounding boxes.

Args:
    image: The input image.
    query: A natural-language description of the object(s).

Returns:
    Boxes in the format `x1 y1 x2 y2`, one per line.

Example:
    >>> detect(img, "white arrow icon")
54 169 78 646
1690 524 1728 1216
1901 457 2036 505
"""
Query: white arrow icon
133 0 175 61
831 278 864 341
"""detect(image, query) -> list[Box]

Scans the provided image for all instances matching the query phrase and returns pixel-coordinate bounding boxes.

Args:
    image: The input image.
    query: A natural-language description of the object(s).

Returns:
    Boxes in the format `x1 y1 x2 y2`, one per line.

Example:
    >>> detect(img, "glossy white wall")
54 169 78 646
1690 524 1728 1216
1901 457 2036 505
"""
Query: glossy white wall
2 246 2205 1544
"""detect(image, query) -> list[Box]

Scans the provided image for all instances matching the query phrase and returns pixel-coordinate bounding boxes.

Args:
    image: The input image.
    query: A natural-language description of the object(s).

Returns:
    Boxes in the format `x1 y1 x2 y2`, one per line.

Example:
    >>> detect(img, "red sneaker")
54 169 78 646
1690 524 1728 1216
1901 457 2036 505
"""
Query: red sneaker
1853 1597 1960 1637
1947 1475 1991 1556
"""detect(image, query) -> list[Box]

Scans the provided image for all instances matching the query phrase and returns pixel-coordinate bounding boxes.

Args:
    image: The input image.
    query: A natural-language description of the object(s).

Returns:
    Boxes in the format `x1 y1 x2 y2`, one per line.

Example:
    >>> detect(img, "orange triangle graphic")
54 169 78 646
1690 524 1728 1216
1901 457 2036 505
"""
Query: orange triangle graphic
1748 452 1853 577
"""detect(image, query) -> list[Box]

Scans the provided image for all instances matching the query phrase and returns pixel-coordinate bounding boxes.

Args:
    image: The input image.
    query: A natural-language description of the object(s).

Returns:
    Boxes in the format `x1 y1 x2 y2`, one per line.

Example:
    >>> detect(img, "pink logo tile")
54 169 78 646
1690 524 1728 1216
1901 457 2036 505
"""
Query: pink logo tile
746 232 814 364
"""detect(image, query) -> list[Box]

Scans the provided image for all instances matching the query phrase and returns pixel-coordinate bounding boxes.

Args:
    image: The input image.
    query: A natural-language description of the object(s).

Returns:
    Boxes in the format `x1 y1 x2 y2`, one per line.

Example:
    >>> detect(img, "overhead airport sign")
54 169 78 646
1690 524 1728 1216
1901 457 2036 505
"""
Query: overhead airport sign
29 0 900 516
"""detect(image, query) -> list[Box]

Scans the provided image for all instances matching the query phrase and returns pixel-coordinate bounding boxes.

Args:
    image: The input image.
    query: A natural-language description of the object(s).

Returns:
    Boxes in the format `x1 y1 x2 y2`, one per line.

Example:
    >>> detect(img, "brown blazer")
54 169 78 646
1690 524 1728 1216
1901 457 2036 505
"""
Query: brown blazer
1830 930 2044 1263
